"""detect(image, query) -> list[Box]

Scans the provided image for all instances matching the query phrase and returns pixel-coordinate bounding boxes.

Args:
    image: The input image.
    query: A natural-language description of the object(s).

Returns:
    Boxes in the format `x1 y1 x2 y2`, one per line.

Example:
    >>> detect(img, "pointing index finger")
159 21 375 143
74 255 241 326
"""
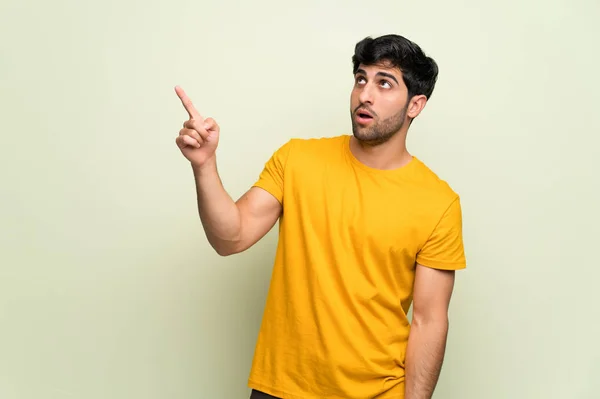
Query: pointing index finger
175 86 203 120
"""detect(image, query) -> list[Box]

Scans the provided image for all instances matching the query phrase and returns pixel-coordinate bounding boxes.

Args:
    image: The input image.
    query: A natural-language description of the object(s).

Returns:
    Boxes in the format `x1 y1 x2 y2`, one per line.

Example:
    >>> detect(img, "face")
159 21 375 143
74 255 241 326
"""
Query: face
350 63 410 145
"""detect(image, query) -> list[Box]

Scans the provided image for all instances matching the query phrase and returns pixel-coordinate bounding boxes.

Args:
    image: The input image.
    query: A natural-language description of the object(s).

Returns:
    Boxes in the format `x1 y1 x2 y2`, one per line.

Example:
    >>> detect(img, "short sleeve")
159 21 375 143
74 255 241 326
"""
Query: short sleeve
416 196 467 270
252 139 294 204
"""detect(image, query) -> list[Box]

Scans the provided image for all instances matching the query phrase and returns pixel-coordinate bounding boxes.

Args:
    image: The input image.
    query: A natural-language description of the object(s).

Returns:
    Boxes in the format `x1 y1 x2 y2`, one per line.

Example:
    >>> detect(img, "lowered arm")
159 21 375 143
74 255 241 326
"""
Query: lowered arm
404 263 456 399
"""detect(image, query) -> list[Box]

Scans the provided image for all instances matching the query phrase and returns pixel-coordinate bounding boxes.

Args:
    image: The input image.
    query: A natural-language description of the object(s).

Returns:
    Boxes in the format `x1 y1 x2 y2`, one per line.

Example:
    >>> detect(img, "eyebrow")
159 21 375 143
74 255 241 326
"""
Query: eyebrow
355 68 399 85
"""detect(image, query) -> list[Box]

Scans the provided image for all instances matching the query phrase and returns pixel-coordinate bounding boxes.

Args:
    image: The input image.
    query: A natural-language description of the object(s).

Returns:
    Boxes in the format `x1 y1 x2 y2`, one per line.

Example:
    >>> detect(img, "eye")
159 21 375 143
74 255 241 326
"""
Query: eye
380 80 392 89
355 76 366 85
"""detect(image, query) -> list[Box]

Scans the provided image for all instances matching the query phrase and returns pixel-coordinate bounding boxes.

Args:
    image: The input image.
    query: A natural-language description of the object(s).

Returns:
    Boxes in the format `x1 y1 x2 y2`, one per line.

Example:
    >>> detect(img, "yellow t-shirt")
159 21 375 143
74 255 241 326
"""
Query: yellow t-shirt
248 135 466 399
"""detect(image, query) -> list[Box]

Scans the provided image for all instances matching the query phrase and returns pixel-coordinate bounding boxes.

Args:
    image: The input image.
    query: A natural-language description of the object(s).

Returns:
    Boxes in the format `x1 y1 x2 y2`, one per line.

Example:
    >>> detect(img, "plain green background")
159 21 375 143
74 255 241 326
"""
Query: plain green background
1 0 599 398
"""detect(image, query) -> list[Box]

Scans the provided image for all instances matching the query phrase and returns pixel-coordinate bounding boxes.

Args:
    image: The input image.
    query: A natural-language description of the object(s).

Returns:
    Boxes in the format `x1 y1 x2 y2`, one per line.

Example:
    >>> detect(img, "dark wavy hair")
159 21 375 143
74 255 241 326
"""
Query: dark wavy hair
352 34 439 100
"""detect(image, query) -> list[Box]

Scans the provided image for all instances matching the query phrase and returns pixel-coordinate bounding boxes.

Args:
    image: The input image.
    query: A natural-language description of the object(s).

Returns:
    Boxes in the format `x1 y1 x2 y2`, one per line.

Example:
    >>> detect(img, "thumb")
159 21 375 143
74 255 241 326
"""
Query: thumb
203 118 220 139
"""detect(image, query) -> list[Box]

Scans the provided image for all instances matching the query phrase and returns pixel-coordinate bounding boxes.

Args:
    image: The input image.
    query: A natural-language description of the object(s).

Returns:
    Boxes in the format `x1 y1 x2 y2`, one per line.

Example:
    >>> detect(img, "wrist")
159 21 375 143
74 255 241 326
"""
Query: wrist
191 156 217 176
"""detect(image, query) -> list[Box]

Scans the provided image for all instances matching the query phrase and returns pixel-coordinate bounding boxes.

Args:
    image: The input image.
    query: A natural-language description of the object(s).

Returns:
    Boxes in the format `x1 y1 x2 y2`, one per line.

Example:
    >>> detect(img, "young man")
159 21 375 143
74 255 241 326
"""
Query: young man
175 34 466 399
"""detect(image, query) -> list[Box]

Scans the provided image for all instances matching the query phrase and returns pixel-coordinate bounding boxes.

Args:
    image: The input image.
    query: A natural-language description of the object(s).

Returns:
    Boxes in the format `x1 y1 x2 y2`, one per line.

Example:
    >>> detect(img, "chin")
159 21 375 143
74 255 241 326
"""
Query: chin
352 126 395 146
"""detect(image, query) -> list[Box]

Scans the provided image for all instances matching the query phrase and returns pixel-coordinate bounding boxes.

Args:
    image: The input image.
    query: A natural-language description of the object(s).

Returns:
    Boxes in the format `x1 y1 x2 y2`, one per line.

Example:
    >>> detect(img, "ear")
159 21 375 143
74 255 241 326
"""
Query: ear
407 94 428 119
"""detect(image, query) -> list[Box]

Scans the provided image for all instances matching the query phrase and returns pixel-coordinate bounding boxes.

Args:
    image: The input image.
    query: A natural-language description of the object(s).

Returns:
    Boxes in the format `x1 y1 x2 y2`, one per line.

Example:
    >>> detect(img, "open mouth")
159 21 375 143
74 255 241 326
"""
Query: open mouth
356 109 374 123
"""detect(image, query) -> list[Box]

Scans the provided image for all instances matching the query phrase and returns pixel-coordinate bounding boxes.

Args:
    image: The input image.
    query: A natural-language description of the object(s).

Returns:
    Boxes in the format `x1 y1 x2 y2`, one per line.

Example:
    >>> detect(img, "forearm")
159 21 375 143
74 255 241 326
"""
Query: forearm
404 318 449 399
192 157 242 255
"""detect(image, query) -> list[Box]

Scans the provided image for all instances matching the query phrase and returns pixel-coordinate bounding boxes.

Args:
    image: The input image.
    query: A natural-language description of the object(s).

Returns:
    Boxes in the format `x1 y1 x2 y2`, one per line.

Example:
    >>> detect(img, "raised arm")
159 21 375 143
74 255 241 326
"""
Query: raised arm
175 86 282 256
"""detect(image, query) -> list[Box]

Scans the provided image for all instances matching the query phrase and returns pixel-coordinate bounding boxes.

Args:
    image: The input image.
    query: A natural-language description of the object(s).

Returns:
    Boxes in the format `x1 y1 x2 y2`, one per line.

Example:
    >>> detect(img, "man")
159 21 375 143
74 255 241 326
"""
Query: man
175 34 466 399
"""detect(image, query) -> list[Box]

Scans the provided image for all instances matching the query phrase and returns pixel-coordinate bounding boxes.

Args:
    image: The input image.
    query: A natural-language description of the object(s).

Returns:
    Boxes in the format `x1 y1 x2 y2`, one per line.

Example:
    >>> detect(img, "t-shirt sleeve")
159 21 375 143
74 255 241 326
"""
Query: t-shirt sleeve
252 139 294 204
416 196 467 270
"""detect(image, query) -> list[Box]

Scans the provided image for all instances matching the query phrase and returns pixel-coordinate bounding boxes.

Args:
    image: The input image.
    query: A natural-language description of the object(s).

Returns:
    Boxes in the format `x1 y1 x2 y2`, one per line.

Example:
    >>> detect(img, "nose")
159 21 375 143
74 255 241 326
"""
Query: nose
358 83 374 105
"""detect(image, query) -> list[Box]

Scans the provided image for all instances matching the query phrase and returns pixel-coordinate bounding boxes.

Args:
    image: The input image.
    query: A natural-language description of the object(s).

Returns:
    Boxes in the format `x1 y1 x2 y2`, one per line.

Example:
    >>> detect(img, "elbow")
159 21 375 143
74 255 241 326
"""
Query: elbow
212 240 244 257
208 229 245 257
216 249 239 257
213 245 237 257
411 312 449 329
214 247 231 257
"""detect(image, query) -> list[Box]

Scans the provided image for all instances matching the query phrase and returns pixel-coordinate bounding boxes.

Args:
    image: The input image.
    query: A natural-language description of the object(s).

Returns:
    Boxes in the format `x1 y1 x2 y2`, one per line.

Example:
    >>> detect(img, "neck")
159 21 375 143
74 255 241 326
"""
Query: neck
349 132 412 170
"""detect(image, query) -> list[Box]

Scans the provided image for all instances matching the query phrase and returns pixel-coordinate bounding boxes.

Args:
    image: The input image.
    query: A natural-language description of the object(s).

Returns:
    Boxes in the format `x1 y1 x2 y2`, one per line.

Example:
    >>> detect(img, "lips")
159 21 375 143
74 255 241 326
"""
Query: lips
356 108 373 119
355 108 374 124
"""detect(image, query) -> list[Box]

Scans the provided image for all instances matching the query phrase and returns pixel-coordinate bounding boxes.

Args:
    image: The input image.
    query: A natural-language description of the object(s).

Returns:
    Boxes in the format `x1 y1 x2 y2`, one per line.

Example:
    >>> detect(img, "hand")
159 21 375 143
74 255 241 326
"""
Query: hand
174 86 220 168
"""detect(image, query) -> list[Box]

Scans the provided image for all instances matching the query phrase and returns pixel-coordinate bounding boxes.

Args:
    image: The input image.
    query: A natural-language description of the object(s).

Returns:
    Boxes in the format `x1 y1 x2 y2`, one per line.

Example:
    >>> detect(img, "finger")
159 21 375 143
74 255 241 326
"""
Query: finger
182 135 201 148
176 134 201 149
179 128 204 144
175 136 189 149
185 119 210 140
175 86 203 121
